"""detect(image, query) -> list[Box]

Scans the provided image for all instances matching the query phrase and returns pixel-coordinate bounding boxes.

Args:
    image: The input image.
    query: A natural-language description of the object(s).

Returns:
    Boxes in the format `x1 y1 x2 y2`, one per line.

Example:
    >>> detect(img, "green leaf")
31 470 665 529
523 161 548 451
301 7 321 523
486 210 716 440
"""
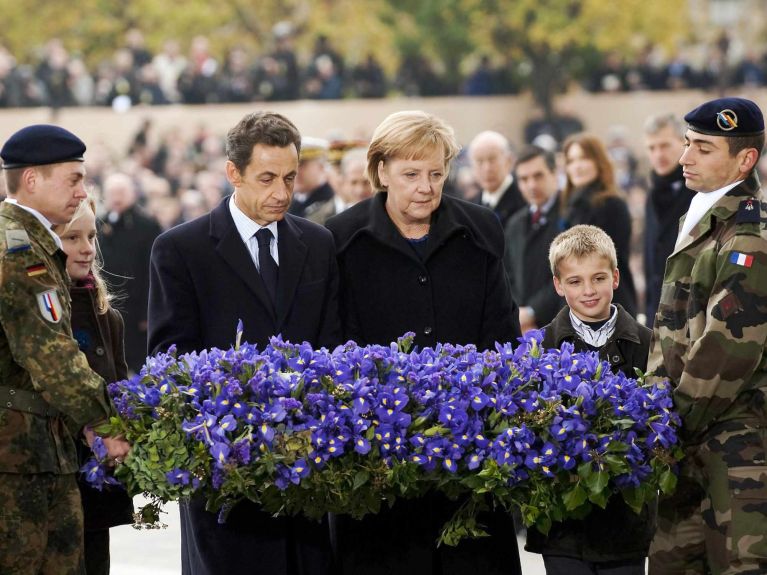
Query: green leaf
562 484 588 511
352 470 370 491
659 468 678 494
585 468 608 495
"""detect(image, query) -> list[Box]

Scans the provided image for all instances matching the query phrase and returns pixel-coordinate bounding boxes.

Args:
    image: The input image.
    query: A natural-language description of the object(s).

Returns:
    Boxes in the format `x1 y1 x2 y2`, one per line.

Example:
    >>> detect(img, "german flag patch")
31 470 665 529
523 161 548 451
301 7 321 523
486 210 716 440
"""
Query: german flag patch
26 263 47 277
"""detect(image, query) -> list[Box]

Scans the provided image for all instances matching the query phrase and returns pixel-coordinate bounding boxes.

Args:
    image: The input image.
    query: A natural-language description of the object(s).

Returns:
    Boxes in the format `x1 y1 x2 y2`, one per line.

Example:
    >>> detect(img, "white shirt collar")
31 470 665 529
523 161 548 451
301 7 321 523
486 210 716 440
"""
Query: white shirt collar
4 198 63 249
481 174 513 209
675 179 742 248
569 304 618 348
228 193 279 245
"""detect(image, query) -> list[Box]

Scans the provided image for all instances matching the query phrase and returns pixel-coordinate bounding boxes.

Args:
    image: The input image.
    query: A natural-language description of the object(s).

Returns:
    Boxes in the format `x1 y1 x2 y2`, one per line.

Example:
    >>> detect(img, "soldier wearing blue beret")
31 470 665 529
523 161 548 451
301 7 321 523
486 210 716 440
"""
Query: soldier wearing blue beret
0 125 130 573
647 98 767 574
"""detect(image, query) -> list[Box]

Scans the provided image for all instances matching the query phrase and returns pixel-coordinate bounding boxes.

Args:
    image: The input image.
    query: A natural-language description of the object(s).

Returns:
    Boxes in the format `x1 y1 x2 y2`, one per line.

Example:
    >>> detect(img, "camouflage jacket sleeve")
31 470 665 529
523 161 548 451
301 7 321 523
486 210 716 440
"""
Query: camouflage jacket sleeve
674 230 767 436
0 247 114 429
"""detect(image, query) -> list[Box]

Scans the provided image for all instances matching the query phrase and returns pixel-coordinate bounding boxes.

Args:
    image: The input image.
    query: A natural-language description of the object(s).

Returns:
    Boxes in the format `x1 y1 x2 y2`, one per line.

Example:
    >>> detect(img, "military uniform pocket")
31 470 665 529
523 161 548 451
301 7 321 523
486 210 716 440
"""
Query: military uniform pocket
728 465 767 562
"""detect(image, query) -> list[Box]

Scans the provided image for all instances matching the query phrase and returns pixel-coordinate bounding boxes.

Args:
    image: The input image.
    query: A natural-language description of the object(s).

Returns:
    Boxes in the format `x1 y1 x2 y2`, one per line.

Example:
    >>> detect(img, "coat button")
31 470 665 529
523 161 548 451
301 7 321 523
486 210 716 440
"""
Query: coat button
418 275 428 285
95 347 106 356
611 355 621 364
424 326 433 335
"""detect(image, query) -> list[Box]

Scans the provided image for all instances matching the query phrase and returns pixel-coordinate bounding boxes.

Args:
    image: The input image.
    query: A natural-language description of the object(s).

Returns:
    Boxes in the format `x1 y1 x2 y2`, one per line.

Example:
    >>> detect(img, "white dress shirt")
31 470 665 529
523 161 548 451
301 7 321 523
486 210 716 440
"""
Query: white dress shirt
228 194 279 269
675 180 742 248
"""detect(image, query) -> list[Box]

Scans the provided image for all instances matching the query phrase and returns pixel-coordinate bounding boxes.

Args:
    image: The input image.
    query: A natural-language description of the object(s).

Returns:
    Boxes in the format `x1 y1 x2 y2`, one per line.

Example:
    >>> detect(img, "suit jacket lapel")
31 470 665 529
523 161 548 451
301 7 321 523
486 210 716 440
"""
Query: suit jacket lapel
210 198 277 323
275 215 308 328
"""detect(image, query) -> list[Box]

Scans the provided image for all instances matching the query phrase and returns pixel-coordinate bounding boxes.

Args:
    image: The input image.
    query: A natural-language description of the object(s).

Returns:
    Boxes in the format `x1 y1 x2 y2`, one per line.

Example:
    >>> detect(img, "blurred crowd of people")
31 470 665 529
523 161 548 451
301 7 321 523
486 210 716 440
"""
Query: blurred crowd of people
3 26 767 109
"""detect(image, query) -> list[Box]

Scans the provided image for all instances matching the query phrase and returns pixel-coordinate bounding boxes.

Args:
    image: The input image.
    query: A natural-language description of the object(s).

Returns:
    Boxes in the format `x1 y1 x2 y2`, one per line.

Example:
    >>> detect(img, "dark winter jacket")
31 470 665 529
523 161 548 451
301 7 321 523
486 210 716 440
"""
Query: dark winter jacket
503 196 565 327
526 304 655 562
71 284 134 531
643 165 695 325
326 192 521 350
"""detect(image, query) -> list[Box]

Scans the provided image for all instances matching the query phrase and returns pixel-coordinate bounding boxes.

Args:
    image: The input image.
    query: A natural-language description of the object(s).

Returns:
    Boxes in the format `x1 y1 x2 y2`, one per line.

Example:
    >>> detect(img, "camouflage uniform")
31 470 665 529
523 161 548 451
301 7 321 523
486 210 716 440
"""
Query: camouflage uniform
647 173 767 575
0 202 115 574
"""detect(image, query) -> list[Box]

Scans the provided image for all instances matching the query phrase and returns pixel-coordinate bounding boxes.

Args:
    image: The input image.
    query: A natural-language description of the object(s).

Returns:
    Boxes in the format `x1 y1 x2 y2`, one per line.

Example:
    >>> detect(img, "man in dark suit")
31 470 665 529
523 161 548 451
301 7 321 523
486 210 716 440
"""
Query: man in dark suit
468 130 525 224
99 172 162 373
642 113 695 326
503 145 565 333
148 111 341 575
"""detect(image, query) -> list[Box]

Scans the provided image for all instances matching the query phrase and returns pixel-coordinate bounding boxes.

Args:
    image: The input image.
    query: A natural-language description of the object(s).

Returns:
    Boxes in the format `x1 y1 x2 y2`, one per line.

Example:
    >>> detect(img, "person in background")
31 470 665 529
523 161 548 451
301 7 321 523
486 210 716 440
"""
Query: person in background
98 172 162 373
0 124 129 574
288 137 334 218
53 196 134 575
561 133 637 317
526 224 654 575
642 113 695 326
647 97 767 574
503 145 564 333
307 147 373 225
326 110 521 575
468 130 525 224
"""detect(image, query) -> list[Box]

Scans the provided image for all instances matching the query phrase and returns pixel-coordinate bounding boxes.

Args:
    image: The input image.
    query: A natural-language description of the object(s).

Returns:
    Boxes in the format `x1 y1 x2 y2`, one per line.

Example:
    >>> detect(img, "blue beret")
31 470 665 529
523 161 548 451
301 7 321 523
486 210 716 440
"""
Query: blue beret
1 124 86 169
684 97 764 137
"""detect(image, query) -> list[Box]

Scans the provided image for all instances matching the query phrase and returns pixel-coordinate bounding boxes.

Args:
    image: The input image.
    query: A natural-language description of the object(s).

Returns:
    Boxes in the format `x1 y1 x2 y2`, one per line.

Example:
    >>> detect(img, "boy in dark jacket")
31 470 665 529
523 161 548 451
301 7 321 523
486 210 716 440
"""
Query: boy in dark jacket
525 224 654 575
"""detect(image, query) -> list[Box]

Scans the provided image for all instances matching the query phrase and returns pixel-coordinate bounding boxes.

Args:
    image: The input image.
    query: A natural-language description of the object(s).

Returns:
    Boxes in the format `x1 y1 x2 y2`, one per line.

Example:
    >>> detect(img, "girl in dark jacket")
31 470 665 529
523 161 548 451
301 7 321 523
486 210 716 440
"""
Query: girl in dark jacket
54 196 134 575
561 133 638 317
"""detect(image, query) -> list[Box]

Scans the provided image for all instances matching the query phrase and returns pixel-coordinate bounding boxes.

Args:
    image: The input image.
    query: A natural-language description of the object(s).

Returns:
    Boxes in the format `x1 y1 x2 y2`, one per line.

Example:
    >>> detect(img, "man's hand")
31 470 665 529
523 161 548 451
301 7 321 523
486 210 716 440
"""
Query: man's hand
84 426 131 464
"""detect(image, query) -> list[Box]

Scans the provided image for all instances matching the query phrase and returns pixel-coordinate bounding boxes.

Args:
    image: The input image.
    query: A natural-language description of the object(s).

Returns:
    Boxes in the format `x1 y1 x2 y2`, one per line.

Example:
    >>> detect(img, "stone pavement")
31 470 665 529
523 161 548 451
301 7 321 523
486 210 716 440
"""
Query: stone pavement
111 499 546 574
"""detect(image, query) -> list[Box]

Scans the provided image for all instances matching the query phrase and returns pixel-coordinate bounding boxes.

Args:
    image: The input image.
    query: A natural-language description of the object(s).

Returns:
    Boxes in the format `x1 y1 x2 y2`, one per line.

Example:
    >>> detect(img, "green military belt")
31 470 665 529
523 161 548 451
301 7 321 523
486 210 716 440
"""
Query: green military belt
0 386 61 417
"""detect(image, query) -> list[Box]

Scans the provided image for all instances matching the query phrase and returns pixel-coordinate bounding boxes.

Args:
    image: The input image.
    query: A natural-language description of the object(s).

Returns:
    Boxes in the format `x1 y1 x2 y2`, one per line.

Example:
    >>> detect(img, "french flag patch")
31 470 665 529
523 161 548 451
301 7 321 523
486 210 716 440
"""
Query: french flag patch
730 252 754 268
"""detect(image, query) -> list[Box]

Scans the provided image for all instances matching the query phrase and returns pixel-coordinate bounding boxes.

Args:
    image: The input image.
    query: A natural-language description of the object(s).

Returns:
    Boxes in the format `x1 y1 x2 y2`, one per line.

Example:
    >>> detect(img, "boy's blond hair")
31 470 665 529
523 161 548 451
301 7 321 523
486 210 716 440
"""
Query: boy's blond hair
549 225 617 277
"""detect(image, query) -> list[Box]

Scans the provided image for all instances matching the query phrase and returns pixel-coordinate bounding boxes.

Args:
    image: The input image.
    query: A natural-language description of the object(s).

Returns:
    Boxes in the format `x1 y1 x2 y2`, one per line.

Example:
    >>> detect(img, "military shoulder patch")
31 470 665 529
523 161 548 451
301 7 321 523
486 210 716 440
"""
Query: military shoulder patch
736 199 760 224
730 251 754 267
37 289 62 323
5 229 31 253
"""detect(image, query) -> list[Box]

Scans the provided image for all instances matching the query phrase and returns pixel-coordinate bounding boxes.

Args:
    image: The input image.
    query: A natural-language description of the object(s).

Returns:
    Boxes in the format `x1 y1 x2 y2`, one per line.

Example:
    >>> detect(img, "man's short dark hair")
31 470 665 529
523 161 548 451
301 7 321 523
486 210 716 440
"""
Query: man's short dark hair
515 145 556 173
226 112 302 174
728 133 765 163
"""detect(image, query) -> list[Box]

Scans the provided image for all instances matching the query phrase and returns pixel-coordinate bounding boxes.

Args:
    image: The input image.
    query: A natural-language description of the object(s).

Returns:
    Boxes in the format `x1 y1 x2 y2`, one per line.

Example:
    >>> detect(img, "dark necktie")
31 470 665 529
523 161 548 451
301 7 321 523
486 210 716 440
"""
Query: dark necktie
531 210 541 226
255 228 278 305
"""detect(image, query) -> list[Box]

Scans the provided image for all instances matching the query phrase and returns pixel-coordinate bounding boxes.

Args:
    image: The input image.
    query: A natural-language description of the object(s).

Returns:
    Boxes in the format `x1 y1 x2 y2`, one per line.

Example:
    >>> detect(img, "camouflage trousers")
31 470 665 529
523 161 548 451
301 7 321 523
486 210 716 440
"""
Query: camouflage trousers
0 473 84 575
648 423 767 575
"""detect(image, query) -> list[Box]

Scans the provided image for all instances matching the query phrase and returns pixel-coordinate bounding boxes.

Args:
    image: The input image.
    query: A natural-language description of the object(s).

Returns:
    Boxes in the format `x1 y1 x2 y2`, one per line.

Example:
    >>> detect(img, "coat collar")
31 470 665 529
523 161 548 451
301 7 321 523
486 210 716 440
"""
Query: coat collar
0 201 60 256
671 172 762 257
209 196 308 328
335 192 501 262
547 303 642 348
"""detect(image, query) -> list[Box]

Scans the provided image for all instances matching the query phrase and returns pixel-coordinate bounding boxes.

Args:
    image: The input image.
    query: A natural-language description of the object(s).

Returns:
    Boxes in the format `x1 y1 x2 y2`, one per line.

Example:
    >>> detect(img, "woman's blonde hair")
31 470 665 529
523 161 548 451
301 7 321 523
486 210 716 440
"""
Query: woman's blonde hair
562 132 620 207
366 110 461 191
53 195 113 314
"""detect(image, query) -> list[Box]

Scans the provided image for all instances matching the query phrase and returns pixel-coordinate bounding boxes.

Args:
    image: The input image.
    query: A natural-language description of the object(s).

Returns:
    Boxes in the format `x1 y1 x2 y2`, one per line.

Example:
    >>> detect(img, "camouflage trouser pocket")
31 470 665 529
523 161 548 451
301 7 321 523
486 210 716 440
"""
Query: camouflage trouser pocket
728 465 767 562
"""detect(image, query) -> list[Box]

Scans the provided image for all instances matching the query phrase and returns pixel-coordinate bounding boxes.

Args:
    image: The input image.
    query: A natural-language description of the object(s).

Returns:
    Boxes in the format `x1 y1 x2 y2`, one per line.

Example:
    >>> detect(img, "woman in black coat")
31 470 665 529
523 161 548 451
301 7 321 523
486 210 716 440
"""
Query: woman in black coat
561 133 638 317
326 110 521 575
55 197 134 575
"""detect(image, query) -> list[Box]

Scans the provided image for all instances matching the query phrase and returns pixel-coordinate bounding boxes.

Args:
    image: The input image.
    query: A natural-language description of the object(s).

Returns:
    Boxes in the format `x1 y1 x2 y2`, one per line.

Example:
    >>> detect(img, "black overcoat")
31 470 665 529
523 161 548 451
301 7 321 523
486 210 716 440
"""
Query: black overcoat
471 177 525 225
326 192 521 351
98 204 162 372
503 197 565 327
326 192 522 575
148 195 341 575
